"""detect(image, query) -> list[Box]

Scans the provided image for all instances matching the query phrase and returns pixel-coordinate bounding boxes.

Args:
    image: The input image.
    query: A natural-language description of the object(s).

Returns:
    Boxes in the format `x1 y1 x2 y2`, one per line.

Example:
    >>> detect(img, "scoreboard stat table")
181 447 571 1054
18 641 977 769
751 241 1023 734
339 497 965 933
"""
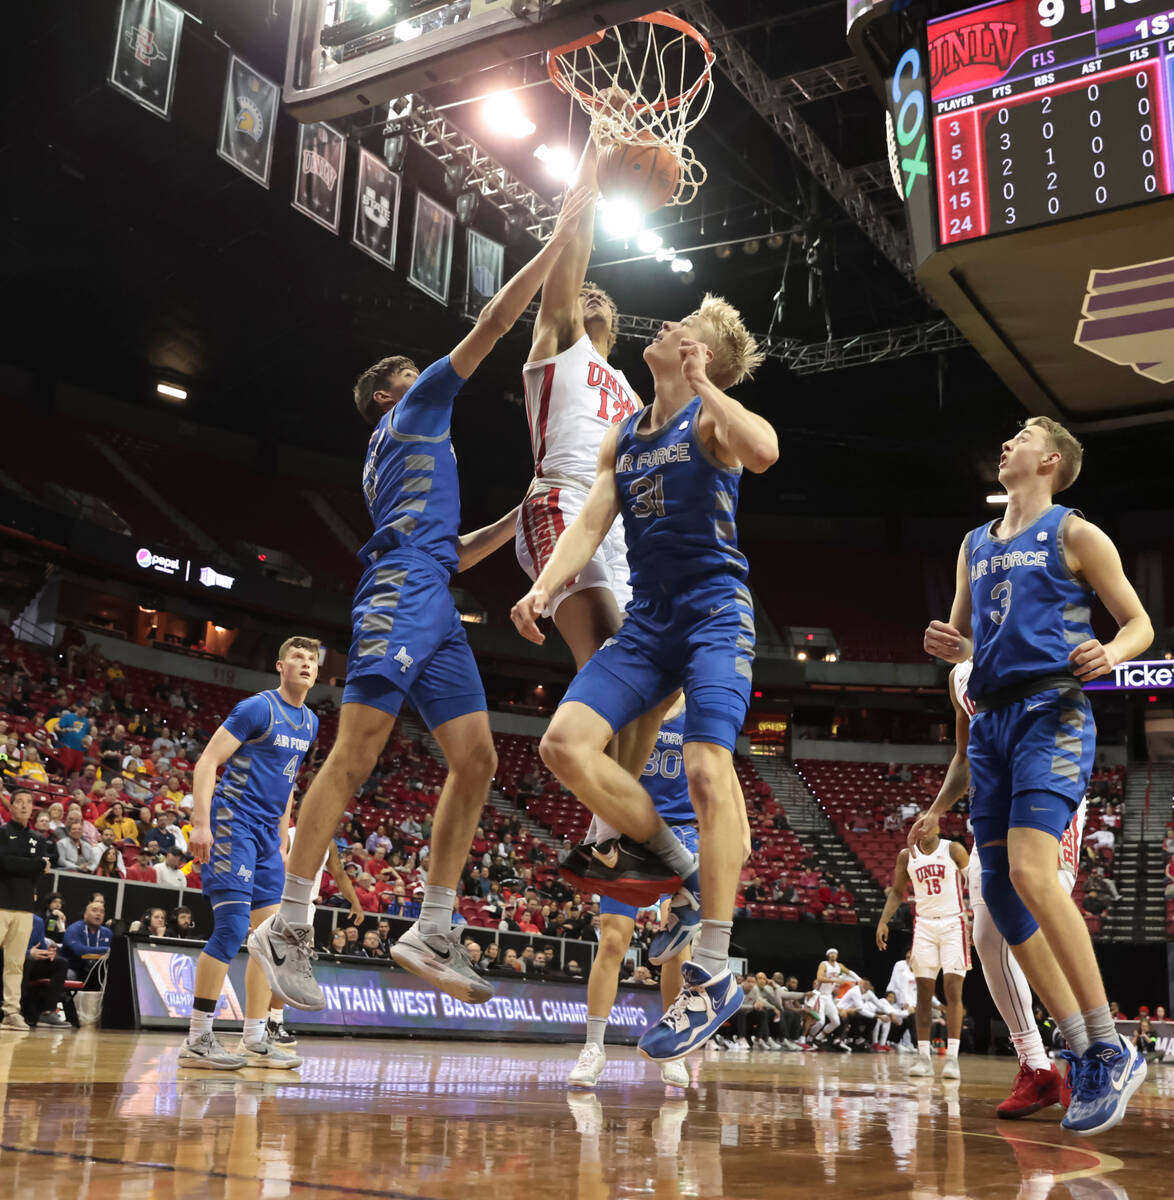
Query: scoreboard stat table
930 0 1174 244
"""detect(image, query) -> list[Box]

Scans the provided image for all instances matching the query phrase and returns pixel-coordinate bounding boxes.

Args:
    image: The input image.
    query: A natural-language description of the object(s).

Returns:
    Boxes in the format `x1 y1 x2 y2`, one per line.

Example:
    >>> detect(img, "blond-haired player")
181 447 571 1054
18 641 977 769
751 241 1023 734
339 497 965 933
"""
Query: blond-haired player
512 296 775 1060
922 415 1151 1135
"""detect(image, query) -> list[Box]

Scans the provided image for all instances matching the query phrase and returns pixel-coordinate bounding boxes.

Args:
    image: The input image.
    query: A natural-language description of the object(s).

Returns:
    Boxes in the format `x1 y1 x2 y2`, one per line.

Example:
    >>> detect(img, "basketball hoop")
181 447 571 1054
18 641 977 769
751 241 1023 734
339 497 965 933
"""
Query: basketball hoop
546 11 715 207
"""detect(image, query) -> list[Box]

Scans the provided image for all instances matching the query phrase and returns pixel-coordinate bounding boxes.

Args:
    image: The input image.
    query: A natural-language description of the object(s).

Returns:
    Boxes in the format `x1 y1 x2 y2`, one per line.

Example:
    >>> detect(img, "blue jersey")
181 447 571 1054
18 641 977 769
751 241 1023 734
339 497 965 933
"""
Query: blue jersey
965 505 1094 700
359 356 466 577
640 712 694 824
213 690 319 825
614 396 746 596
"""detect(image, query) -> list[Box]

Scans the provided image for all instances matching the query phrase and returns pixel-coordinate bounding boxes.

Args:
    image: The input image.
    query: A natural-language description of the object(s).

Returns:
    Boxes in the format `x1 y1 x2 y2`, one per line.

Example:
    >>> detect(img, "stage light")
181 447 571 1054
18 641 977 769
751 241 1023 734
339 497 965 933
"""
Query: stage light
715 244 732 259
654 246 675 262
534 144 575 182
986 493 1009 504
600 197 642 239
767 234 786 250
394 20 422 41
637 230 663 254
484 91 535 139
824 652 838 663
670 257 693 273
796 651 808 662
156 382 187 401
365 0 392 14
743 240 761 255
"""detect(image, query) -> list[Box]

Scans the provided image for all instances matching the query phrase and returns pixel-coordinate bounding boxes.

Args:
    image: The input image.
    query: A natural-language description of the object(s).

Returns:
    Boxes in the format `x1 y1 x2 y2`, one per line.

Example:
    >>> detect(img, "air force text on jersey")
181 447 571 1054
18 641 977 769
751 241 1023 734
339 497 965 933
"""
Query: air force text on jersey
969 548 1049 582
617 442 693 472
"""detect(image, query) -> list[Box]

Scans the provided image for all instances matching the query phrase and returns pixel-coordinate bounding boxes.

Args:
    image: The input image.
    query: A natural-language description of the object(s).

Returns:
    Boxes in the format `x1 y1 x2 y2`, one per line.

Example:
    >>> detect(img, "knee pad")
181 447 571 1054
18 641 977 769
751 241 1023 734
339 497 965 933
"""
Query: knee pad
979 842 1039 946
204 899 251 964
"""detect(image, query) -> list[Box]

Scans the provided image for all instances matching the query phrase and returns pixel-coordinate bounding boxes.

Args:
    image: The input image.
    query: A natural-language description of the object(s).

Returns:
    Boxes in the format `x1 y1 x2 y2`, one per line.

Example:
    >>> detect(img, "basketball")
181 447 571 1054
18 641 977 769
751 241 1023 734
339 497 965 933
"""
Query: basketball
597 133 681 213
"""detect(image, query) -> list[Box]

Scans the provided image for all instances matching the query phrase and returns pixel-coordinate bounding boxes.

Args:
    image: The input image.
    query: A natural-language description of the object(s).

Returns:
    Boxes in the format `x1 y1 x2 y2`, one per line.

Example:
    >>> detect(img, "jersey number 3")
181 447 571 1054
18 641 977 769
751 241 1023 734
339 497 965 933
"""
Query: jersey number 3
990 580 1012 626
629 474 666 519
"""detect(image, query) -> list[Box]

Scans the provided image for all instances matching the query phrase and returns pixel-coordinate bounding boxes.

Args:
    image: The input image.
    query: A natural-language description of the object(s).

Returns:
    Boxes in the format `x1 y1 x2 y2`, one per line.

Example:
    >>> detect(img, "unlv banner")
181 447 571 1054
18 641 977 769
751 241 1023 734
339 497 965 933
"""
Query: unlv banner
218 55 280 188
293 122 346 233
108 0 184 120
352 149 401 269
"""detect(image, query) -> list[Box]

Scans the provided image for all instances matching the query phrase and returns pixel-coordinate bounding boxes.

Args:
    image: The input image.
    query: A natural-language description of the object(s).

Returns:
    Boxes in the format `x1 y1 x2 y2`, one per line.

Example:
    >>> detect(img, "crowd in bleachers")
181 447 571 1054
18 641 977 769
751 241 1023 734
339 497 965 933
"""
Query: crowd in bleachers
797 758 1127 935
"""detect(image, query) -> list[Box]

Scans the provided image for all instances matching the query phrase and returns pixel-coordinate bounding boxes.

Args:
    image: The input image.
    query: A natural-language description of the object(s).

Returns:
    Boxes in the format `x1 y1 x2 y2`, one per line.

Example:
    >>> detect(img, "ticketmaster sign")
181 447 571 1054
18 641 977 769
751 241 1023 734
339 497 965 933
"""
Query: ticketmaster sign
1085 660 1174 692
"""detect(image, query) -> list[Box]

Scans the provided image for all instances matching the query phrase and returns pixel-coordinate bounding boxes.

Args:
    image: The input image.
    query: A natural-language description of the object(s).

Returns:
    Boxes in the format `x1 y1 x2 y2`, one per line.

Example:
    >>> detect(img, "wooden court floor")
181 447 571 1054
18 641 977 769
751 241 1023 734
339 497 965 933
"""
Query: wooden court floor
0 1031 1169 1199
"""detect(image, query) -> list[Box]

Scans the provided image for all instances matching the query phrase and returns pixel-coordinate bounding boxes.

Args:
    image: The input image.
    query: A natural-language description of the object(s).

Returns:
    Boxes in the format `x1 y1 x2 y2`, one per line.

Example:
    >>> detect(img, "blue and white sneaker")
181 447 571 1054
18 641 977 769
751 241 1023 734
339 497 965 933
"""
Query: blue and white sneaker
638 961 740 1063
1060 1038 1147 1136
648 862 701 966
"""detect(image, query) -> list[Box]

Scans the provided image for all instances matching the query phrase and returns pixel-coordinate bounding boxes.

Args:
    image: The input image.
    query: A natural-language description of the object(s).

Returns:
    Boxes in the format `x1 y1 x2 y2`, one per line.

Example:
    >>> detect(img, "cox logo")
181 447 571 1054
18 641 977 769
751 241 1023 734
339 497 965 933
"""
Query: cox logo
891 47 929 200
135 547 153 568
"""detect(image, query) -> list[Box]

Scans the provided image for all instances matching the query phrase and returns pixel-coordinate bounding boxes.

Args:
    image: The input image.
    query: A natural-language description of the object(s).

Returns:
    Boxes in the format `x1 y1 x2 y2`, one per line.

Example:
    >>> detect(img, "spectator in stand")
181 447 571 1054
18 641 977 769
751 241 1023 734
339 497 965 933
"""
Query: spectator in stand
0 790 53 1030
323 928 348 957
898 798 919 823
62 896 112 980
155 810 187 854
365 824 392 856
154 848 188 889
121 745 146 776
1164 856 1174 899
354 873 381 913
774 874 799 906
130 907 169 938
167 906 196 938
358 930 388 959
66 800 101 845
1089 865 1120 902
482 942 501 972
160 775 185 808
21 913 70 1028
1163 824 1174 856
95 801 138 843
45 802 66 836
55 706 91 776
343 926 361 954
502 948 521 973
831 881 855 909
42 893 67 940
58 814 100 873
1133 1016 1159 1061
32 810 55 845
883 810 902 834
94 846 123 879
9 746 48 785
1087 825 1116 853
400 813 423 840
798 866 820 889
71 763 101 798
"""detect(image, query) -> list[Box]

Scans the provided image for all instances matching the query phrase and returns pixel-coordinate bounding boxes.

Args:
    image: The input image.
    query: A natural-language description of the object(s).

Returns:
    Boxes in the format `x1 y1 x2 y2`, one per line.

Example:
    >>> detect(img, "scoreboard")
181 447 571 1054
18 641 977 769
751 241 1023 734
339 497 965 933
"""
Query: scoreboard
929 0 1174 245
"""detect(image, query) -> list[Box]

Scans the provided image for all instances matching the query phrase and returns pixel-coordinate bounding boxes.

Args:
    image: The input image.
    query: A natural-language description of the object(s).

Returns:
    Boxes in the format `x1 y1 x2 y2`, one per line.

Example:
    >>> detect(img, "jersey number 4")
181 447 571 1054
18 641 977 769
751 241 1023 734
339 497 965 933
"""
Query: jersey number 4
283 755 299 785
629 474 666 519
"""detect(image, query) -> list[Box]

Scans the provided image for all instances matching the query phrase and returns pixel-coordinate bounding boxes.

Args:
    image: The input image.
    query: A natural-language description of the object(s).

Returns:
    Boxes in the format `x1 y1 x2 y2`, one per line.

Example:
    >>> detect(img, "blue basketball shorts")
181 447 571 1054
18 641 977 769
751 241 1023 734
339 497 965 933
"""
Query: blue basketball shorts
204 811 285 911
600 823 700 919
968 688 1096 845
342 550 486 730
561 576 755 752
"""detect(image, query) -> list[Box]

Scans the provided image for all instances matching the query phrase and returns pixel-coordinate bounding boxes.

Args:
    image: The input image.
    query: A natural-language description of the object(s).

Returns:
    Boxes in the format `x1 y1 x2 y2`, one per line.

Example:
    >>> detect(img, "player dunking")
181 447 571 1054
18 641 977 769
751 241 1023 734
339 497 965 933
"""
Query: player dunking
512 299 774 1060
924 416 1152 1135
181 636 321 1070
908 658 1084 1116
249 190 596 1011
876 828 969 1079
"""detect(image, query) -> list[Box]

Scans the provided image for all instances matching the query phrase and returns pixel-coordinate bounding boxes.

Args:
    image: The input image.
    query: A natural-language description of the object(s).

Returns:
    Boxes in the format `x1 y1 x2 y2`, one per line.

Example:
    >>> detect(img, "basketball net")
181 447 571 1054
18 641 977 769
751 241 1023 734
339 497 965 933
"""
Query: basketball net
547 12 715 207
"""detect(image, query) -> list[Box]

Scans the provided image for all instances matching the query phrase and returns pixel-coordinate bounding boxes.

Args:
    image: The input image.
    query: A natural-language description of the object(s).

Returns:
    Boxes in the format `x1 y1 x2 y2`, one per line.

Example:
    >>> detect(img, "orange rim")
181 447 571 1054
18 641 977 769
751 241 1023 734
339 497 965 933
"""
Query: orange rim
546 10 715 116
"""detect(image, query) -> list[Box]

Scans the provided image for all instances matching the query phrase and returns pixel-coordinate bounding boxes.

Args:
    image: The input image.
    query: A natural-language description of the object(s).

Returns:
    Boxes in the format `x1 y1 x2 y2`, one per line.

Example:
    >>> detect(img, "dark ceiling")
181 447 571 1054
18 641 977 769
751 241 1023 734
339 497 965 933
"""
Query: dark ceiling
2 0 1169 536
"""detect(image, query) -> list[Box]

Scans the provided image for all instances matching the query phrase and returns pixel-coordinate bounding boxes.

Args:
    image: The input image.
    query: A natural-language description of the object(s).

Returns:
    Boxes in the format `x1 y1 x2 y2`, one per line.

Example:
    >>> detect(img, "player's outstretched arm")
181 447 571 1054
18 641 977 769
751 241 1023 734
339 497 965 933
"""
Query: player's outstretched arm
530 139 600 361
1063 518 1153 680
924 539 973 664
510 427 621 644
682 340 778 474
875 851 910 950
456 505 522 573
449 187 595 380
907 670 971 847
326 842 364 926
189 724 243 865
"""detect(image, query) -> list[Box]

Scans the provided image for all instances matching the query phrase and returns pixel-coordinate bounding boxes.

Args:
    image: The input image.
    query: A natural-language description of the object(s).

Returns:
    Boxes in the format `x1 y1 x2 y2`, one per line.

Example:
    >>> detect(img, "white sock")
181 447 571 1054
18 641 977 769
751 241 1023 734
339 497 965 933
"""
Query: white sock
918 1041 932 1059
419 885 457 938
278 873 316 924
586 1016 607 1050
947 1038 959 1059
187 1009 213 1041
586 815 622 844
243 1017 266 1044
268 1007 284 1025
1011 1026 1051 1072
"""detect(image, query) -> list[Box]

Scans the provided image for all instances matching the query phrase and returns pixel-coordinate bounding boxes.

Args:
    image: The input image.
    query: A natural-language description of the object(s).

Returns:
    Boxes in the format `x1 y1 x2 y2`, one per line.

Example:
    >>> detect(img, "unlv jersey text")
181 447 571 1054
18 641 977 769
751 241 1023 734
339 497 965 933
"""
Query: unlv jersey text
930 20 1018 90
915 863 947 883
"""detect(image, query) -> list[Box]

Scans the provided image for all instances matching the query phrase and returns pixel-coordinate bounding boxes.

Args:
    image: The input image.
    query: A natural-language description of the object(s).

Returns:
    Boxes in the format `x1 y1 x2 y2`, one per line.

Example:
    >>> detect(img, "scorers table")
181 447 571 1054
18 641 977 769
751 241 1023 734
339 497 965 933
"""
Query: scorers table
849 0 1174 419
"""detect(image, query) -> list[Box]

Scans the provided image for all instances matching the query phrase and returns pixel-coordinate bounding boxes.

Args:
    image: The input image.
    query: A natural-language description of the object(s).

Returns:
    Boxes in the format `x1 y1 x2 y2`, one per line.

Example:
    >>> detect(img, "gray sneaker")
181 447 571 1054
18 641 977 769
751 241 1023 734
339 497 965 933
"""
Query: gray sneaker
178 1031 246 1070
236 1037 303 1070
247 914 324 1011
390 923 494 1004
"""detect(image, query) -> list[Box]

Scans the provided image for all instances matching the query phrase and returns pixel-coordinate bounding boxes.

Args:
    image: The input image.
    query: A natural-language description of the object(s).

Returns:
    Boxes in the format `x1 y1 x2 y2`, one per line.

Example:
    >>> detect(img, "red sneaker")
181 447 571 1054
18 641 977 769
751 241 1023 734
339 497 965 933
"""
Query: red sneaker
1056 1059 1072 1110
996 1063 1064 1119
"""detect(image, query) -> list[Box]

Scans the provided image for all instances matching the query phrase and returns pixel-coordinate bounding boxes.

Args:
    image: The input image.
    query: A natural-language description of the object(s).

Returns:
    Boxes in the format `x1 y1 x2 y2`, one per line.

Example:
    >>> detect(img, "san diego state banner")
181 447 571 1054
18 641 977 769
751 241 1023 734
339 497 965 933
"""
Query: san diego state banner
217 54 280 188
108 0 184 120
293 121 347 233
